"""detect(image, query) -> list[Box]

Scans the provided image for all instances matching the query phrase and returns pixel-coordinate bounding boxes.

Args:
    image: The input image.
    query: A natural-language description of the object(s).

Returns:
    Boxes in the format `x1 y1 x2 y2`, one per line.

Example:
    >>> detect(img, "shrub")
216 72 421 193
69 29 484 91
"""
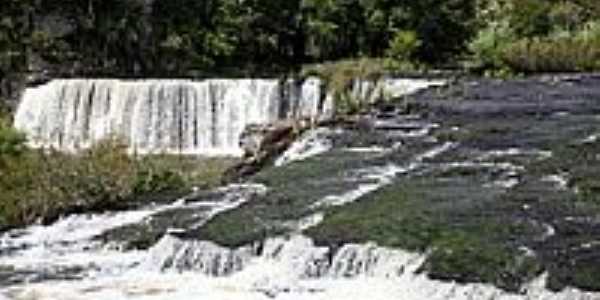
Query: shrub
0 134 236 229
0 117 25 160
301 58 387 115
501 35 600 72
386 30 421 64
301 57 421 115
548 1 586 32
577 21 600 44
506 0 552 37
470 0 600 74
468 20 516 71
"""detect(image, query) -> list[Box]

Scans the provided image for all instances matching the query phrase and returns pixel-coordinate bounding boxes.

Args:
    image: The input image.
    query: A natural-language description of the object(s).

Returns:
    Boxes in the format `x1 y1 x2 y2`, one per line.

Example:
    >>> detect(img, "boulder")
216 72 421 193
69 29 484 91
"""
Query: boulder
224 119 312 182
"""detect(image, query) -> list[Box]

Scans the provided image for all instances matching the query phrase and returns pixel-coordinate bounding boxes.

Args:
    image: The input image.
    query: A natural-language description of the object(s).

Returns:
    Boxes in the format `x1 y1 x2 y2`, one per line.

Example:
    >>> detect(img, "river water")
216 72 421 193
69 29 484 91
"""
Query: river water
3 76 600 299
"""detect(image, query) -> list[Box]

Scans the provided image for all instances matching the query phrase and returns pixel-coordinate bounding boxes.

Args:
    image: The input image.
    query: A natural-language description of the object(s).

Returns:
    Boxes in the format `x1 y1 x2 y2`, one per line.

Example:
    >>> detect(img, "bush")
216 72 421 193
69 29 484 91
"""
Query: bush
0 136 236 229
470 0 600 74
548 1 586 32
468 21 516 72
506 0 552 37
501 35 600 72
386 30 421 63
0 117 25 160
302 58 387 115
578 21 600 44
301 57 421 115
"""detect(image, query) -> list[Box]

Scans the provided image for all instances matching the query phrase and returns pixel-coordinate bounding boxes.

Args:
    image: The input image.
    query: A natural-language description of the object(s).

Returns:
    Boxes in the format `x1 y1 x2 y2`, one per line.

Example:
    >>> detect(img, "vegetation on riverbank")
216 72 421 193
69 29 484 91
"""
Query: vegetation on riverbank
0 113 236 230
469 1 600 74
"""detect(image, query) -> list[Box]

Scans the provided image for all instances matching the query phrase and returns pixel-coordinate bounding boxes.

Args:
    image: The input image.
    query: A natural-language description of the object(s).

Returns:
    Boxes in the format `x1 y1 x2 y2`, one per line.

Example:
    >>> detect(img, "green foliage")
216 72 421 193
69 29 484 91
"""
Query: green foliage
410 0 478 63
578 21 600 45
1 0 599 87
0 115 25 162
302 58 389 115
386 30 421 63
501 34 600 73
302 55 425 114
468 20 516 71
549 1 587 32
0 124 25 160
0 136 236 229
506 0 552 38
470 0 600 74
0 0 483 78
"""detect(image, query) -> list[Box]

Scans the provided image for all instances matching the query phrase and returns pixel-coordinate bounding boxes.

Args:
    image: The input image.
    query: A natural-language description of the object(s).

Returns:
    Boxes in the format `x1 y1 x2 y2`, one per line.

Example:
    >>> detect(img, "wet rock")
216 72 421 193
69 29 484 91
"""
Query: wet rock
224 119 313 182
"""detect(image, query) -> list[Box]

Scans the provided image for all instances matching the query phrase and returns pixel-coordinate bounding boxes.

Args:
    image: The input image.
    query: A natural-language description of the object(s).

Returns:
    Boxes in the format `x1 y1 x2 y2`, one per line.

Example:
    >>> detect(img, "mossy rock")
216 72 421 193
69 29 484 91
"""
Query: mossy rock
422 232 543 292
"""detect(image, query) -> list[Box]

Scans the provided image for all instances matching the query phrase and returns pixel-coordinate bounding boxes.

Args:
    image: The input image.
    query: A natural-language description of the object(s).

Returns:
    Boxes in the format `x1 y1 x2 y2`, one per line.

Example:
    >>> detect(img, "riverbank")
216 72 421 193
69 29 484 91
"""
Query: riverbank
0 124 237 231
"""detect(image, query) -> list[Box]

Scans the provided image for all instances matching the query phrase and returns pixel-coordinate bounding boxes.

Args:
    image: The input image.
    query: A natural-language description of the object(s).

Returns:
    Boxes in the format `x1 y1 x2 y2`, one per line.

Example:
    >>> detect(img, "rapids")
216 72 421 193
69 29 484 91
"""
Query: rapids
4 76 600 299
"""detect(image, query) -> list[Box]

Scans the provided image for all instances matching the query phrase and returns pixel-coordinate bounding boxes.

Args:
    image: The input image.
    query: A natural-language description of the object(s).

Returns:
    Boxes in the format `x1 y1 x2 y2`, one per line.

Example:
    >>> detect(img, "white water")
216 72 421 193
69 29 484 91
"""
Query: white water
0 184 266 289
7 77 600 299
14 79 329 156
275 128 333 166
350 78 446 104
3 233 599 300
310 164 407 210
2 158 599 299
14 77 445 156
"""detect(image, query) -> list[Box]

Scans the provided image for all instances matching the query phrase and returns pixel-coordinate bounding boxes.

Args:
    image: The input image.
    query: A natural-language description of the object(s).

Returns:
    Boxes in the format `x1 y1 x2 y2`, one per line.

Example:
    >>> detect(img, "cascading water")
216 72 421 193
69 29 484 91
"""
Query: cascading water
1 119 596 300
14 78 329 156
13 77 443 156
4 77 600 299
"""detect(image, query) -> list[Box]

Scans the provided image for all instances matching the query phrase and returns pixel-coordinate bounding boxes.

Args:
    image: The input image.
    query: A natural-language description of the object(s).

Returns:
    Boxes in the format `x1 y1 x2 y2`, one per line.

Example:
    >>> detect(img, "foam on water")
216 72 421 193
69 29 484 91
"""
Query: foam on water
341 146 388 153
0 202 180 271
4 234 600 300
275 128 333 166
416 142 456 162
14 79 330 156
14 78 445 157
1 170 599 300
349 78 447 104
311 164 407 210
477 148 553 161
7 77 600 299
542 174 569 190
0 184 267 287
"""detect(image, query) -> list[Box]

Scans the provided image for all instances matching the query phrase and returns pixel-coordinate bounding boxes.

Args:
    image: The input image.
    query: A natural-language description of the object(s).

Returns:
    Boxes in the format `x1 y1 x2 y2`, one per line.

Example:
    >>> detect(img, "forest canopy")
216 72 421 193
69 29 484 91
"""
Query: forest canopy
1 0 599 80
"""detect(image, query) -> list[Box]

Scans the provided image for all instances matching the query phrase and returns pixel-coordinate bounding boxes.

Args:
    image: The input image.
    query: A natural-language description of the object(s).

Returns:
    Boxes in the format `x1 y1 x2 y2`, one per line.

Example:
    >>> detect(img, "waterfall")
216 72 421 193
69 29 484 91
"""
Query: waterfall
141 234 422 280
144 235 254 276
13 77 444 156
14 78 331 156
134 234 598 300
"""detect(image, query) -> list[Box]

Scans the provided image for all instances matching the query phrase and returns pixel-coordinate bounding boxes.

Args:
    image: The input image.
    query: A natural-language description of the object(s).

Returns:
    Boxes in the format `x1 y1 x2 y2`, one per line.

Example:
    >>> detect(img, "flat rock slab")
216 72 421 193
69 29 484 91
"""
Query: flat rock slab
200 74 600 293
